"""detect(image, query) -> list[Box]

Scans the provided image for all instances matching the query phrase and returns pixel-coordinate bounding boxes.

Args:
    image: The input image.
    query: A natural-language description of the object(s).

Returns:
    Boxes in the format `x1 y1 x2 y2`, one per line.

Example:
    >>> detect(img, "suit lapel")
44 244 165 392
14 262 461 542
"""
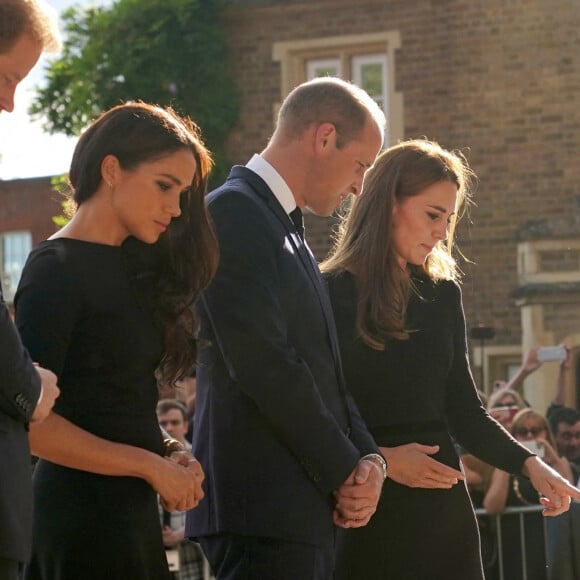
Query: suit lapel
229 167 347 387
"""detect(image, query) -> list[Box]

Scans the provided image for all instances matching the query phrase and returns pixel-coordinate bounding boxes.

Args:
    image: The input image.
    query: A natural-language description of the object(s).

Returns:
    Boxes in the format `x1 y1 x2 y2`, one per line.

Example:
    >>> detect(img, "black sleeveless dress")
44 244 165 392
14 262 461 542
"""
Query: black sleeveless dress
15 238 170 580
325 270 533 580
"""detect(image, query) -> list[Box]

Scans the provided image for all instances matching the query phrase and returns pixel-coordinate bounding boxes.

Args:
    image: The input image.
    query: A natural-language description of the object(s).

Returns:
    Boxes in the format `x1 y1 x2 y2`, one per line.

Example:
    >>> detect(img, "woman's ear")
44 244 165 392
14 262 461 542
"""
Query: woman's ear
101 154 121 188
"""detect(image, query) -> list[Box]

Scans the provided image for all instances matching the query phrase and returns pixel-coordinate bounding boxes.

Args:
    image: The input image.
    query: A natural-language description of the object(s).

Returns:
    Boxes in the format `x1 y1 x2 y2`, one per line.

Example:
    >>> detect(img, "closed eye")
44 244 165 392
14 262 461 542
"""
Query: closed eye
157 181 172 192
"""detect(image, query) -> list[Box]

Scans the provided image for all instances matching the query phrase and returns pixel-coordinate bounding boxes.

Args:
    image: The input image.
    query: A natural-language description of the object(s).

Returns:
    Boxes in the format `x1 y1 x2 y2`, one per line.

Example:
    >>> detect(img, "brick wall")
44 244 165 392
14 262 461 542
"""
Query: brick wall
0 176 62 244
2 0 579 388
221 0 580 365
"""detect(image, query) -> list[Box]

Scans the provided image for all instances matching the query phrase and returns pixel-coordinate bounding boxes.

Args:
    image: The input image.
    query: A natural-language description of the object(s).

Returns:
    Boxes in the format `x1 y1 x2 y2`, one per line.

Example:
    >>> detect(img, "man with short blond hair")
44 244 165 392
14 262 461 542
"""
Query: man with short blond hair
0 1 61 577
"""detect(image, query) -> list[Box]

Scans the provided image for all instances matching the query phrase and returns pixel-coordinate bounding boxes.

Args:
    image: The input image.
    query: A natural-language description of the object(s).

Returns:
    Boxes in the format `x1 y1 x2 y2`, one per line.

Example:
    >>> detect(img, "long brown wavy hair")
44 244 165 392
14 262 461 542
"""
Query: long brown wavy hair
321 139 475 349
69 102 218 385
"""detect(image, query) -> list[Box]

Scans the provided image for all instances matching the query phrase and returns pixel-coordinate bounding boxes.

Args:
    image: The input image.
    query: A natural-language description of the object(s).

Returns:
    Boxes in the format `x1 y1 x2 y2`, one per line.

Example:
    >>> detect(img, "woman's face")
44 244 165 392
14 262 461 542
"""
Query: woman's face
110 148 196 244
391 180 458 269
513 417 547 442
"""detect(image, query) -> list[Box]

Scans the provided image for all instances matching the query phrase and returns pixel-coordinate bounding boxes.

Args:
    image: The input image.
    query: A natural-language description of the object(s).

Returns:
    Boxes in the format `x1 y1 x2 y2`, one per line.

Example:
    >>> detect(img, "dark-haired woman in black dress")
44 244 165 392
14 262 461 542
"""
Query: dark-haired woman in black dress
16 103 218 579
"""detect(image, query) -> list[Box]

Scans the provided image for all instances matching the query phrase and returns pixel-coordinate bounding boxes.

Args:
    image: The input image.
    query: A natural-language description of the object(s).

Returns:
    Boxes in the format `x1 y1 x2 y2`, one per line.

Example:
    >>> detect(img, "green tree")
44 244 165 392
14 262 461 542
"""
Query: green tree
30 0 238 183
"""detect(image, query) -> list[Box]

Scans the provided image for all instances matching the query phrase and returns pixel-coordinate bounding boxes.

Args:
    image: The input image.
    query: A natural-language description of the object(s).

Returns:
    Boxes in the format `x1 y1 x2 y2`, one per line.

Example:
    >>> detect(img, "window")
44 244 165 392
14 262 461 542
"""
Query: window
306 58 341 80
273 31 403 146
351 54 388 112
1 231 32 302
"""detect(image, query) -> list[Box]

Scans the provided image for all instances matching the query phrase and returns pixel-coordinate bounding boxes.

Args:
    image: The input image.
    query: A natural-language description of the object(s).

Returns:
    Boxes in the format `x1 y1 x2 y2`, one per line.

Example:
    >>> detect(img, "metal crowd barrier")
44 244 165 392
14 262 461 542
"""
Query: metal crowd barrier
475 505 547 580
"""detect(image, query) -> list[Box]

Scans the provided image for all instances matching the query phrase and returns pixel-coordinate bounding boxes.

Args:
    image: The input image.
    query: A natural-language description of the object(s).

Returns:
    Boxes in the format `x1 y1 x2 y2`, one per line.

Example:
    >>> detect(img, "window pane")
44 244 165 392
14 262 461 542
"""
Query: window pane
359 63 383 99
306 58 341 80
1 231 32 301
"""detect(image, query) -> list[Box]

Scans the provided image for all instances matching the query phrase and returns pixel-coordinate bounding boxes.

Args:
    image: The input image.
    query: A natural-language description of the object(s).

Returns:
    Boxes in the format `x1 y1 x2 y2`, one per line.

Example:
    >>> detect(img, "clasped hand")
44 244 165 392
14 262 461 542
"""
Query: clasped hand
155 450 205 512
333 458 384 528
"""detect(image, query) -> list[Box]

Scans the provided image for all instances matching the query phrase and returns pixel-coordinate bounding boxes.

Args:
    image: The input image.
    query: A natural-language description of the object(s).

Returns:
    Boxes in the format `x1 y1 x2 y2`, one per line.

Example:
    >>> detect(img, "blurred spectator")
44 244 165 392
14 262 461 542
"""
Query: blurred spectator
483 408 573 580
548 408 580 481
157 400 208 580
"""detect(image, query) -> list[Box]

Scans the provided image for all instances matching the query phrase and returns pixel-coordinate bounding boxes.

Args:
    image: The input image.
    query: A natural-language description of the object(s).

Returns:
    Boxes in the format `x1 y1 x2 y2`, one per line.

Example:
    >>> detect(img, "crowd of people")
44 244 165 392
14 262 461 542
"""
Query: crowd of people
461 346 580 580
2 1 580 580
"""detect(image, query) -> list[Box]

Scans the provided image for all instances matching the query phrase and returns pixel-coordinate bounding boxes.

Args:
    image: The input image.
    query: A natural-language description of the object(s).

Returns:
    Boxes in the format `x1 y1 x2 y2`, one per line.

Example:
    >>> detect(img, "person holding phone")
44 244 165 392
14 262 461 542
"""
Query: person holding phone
484 408 572 579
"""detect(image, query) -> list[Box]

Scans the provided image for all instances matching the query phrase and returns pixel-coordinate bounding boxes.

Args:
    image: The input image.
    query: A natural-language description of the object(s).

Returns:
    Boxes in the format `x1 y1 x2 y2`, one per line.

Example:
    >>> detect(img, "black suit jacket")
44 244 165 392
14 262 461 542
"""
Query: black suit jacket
186 166 378 547
0 286 41 563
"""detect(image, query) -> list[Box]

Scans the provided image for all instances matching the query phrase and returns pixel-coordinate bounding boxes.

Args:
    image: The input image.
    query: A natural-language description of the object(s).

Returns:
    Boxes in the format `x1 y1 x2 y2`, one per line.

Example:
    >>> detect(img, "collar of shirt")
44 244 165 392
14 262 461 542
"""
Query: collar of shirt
246 154 297 218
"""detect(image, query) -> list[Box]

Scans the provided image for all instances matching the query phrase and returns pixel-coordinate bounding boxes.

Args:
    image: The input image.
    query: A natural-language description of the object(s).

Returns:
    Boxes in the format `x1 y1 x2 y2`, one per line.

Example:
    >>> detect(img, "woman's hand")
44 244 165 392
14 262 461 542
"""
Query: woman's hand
147 455 204 512
379 443 464 489
523 455 580 516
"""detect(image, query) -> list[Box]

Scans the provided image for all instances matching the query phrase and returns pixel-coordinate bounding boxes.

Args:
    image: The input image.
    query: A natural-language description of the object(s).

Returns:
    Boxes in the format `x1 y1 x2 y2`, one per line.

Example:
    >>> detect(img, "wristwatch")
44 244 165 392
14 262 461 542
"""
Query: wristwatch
362 453 388 481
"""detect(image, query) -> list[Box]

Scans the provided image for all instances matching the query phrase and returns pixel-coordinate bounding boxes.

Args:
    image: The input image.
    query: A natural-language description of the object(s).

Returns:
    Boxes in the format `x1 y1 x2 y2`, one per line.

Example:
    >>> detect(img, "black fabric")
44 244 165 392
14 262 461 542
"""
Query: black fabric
199 534 335 580
325 270 533 580
15 238 170 580
0 558 21 580
0 293 41 563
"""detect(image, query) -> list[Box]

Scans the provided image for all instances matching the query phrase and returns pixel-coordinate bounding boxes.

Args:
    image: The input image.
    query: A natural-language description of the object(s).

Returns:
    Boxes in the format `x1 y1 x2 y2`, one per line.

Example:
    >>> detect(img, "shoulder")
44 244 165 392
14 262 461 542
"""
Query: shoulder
324 269 355 296
21 239 76 280
414 273 461 303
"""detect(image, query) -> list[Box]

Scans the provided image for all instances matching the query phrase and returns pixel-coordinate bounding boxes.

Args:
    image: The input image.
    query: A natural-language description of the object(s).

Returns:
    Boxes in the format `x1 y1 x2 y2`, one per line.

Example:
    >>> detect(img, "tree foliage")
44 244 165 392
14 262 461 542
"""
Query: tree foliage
30 0 238 182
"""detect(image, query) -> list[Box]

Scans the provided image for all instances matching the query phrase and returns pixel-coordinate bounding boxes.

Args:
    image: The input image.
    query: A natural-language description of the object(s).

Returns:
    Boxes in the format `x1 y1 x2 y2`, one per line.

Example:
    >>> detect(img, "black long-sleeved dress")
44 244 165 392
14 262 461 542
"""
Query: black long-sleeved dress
325 270 533 580
15 238 170 580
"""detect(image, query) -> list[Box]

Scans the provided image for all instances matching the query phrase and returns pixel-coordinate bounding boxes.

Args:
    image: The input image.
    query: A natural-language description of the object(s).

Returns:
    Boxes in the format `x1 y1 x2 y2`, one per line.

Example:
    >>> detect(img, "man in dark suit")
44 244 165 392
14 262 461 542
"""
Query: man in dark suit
186 77 387 579
0 1 61 577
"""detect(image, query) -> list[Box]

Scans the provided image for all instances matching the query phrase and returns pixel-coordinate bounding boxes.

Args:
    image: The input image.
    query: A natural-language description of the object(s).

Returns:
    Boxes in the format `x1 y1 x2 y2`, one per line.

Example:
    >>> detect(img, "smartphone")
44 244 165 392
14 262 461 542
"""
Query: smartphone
520 440 545 458
537 345 566 362
490 406 519 424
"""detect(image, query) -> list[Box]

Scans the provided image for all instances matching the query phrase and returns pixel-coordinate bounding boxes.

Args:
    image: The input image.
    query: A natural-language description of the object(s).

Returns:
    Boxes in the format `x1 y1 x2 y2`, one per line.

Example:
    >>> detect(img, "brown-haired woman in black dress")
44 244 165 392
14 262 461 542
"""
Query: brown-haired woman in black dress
322 139 580 579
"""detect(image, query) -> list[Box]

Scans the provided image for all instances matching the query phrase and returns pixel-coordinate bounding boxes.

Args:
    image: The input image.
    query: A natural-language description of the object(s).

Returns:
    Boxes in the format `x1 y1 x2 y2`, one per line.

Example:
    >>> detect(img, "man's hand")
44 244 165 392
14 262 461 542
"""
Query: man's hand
333 457 384 528
31 366 59 423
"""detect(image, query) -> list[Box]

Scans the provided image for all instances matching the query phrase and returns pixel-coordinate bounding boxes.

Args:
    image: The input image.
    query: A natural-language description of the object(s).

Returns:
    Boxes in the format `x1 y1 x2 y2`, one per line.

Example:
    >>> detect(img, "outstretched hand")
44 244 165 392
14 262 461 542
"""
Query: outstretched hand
523 456 580 516
380 443 464 489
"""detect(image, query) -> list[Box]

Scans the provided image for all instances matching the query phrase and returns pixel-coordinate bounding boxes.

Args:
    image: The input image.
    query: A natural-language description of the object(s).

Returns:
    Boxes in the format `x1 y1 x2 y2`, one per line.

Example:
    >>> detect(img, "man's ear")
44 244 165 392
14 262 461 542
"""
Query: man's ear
313 122 337 154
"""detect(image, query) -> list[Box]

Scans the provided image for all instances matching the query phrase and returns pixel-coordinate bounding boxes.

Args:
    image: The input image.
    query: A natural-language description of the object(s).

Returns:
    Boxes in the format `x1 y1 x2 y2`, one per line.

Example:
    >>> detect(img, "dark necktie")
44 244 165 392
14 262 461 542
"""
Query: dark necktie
289 207 304 241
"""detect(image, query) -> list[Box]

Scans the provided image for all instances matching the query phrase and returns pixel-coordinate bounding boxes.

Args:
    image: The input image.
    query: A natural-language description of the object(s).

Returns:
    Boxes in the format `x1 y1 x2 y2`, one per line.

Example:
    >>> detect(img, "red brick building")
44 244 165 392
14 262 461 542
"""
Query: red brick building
1 0 579 408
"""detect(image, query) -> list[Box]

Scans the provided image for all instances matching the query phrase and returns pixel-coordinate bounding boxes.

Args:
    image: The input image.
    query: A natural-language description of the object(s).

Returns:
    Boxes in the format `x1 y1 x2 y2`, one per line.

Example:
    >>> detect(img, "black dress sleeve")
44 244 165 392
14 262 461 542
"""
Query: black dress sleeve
15 243 83 378
444 282 533 474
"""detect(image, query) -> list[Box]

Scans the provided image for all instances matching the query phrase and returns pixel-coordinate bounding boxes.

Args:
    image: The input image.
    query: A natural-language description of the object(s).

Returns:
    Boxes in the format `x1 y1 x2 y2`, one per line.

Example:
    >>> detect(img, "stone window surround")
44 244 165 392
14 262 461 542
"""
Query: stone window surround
272 31 403 146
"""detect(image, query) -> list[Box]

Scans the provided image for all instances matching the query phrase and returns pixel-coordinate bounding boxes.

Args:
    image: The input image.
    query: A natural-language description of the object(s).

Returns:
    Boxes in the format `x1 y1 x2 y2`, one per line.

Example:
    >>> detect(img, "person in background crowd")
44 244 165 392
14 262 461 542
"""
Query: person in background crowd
321 139 580 580
186 77 387 580
0 1 61 578
484 408 573 580
15 102 216 579
549 407 580 480
157 399 209 580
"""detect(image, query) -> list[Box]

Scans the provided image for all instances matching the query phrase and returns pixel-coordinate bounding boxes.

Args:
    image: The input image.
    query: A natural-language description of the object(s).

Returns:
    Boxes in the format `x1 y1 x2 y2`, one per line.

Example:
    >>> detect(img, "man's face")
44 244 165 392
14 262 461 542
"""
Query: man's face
157 408 188 444
304 119 383 217
0 33 42 113
554 420 580 463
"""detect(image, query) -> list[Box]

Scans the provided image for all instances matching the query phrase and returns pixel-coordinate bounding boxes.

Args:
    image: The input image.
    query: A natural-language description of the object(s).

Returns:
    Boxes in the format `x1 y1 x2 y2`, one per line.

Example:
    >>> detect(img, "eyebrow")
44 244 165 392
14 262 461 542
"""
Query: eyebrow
427 204 456 216
158 173 183 186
